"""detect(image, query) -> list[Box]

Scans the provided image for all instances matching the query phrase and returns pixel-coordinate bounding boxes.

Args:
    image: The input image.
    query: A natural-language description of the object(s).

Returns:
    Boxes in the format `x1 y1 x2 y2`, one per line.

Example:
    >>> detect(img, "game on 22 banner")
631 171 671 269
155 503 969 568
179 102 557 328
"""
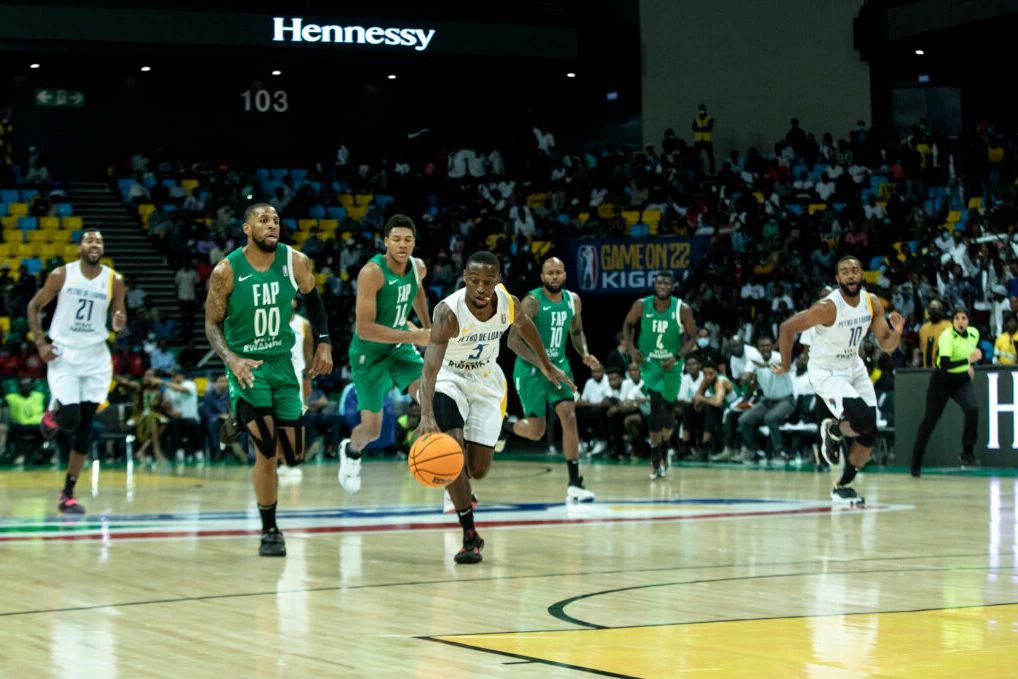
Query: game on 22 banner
566 237 710 294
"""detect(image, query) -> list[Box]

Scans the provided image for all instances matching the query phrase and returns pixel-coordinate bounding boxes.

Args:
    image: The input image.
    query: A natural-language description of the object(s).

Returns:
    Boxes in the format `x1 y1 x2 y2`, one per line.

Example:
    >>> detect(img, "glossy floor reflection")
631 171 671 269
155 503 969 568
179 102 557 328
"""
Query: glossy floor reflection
0 460 1014 678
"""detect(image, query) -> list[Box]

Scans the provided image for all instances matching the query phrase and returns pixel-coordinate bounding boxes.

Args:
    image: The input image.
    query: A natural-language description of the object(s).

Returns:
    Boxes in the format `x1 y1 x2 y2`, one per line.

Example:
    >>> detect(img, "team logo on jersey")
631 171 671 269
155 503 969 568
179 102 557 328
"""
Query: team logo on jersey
577 245 598 291
283 266 288 278
501 313 507 324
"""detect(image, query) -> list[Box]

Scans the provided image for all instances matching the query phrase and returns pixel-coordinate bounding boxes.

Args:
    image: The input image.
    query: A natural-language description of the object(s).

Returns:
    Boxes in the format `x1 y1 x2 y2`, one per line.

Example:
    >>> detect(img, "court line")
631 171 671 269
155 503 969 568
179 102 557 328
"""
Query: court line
0 550 1009 619
545 566 1017 629
426 637 641 679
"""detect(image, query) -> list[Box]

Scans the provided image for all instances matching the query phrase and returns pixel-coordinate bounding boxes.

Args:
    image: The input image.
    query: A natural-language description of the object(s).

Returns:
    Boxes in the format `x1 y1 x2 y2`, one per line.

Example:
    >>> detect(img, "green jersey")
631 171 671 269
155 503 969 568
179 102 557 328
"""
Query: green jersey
523 287 574 366
224 243 298 358
349 254 419 359
638 295 684 361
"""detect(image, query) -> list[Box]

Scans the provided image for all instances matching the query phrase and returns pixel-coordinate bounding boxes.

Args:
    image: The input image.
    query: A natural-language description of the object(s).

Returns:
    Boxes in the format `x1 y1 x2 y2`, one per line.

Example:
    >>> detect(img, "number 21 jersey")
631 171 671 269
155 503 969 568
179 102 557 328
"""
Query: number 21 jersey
224 243 297 359
49 260 115 348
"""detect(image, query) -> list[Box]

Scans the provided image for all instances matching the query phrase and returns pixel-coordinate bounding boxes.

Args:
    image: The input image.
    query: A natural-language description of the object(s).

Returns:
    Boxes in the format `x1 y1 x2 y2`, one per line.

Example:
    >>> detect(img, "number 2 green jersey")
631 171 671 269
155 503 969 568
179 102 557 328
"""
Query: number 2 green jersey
517 287 574 369
224 244 298 358
349 254 419 360
638 295 683 361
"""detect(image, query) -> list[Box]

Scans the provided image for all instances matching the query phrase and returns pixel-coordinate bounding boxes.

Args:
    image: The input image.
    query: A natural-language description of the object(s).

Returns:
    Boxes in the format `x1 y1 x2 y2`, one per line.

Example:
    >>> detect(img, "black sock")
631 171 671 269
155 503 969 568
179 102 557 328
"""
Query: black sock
345 440 362 460
654 444 665 463
457 507 475 534
258 502 278 532
837 464 858 488
501 419 515 438
63 474 78 497
566 459 580 486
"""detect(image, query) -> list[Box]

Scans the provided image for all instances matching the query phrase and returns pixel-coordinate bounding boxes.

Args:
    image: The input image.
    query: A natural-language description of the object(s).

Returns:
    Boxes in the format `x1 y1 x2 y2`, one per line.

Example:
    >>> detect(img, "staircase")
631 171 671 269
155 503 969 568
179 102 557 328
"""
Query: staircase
67 182 213 363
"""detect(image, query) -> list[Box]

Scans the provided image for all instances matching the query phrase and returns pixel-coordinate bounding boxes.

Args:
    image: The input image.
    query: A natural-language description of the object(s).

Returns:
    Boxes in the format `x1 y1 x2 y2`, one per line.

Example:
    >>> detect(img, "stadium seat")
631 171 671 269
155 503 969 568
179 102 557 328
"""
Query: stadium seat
26 231 46 243
298 219 318 231
18 217 38 230
318 219 339 232
346 205 368 221
863 271 881 284
16 243 35 258
832 203 847 212
117 178 134 193
55 203 73 217
331 181 345 193
643 210 661 225
578 212 589 223
71 230 83 244
327 207 347 220
293 232 309 247
39 216 59 230
0 243 14 258
309 206 326 220
621 211 640 225
308 181 321 192
8 202 28 217
101 257 114 269
629 223 649 237
143 177 158 188
0 203 7 217
597 203 615 218
181 179 199 195
20 190 38 203
968 196 983 210
314 272 328 288
193 376 209 397
808 203 827 215
374 195 394 209
290 169 308 182
22 257 42 275
787 204 804 216
752 192 764 203
947 210 961 223
160 179 176 189
355 194 374 206
137 203 156 218
0 190 18 203
338 194 355 207
0 317 9 332
270 168 288 180
38 244 57 259
262 180 282 195
280 218 297 232
648 222 659 236
61 244 79 259
868 256 885 270
61 216 82 230
1 258 18 273
2 223 21 238
49 230 72 243
526 193 547 209
255 168 270 181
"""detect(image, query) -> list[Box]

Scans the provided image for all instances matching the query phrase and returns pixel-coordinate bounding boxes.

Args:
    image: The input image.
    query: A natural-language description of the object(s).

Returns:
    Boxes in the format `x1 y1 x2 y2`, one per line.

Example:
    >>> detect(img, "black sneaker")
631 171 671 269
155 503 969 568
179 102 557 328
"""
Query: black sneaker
831 486 865 506
819 419 842 466
959 453 981 468
58 492 85 514
454 529 484 564
259 529 287 557
220 416 242 445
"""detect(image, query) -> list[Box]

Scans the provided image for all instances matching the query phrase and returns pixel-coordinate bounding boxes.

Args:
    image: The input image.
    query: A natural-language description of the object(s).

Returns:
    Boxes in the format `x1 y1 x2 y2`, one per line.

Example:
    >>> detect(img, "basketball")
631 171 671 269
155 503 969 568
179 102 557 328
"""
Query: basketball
409 433 464 488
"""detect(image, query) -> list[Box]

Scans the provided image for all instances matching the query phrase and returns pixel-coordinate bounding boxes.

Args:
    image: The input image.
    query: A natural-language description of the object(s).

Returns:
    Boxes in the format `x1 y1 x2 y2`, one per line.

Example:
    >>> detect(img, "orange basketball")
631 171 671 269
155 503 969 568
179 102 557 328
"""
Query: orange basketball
409 433 464 488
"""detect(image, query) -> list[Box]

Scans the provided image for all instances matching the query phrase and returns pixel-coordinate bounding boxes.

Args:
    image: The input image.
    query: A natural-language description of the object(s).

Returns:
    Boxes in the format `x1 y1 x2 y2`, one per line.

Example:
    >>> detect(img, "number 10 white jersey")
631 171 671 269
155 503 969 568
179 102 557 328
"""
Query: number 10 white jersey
807 288 873 371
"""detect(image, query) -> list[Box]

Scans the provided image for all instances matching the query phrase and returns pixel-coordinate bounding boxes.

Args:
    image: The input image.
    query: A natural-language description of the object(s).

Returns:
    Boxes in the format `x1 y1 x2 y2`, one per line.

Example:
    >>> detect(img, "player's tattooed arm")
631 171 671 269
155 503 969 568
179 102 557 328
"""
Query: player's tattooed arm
27 265 66 363
204 259 237 366
676 302 698 359
511 294 577 392
110 273 127 333
506 294 543 368
412 257 432 330
414 302 459 438
569 293 600 369
773 300 836 374
622 298 645 364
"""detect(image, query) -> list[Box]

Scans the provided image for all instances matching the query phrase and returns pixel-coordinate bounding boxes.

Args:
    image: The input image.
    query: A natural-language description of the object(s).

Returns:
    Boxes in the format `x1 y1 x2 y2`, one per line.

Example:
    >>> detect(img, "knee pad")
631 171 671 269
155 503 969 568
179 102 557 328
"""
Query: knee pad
842 397 876 440
276 418 304 466
648 391 666 432
57 403 82 434
237 399 277 459
72 402 98 452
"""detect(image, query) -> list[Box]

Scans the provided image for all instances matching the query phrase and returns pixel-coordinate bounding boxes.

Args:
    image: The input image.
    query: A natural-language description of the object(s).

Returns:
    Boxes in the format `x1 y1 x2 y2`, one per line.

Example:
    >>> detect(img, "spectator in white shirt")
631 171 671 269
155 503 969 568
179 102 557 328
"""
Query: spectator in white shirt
488 149 505 176
467 150 487 178
534 124 555 155
447 148 469 179
816 175 836 202
848 162 869 185
576 364 612 454
589 187 608 207
741 280 765 301
162 371 202 462
128 177 150 202
771 283 794 313
792 171 814 199
175 260 199 341
510 202 536 238
863 195 885 220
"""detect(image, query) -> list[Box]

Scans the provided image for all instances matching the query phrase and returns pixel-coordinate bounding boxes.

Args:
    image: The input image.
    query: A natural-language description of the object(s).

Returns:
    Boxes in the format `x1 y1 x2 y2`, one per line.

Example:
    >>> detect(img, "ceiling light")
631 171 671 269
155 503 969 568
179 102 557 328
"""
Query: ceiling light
30 63 40 69
141 66 151 72
567 72 576 78
387 74 397 80
914 49 924 55
272 70 281 76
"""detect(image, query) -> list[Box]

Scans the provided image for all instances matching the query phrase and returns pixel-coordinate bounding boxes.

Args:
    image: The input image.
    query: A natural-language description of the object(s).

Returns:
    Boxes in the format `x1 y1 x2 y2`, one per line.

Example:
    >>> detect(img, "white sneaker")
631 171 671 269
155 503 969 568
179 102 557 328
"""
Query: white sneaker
337 439 362 494
590 441 608 456
195 452 205 463
567 485 595 503
443 490 456 514
831 486 865 506
710 447 734 462
278 465 303 484
175 448 185 462
769 456 787 468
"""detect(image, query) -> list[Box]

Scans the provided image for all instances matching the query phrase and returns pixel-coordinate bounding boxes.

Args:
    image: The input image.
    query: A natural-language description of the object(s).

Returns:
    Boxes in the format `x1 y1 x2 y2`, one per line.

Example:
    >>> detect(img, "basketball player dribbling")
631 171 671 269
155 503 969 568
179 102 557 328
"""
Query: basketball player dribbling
774 256 904 505
414 251 574 564
29 228 126 514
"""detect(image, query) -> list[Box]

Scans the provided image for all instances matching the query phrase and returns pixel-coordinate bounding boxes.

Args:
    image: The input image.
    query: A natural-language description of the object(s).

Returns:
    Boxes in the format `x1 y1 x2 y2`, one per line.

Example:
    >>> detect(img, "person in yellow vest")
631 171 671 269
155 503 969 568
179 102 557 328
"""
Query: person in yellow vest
993 313 1018 365
5 377 46 463
692 104 715 174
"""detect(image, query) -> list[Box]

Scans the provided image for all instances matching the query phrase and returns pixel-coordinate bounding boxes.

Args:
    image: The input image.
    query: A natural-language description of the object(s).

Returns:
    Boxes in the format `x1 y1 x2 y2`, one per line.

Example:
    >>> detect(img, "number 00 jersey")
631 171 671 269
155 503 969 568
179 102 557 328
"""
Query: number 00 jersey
808 288 873 370
224 243 298 359
49 260 116 348
441 284 514 373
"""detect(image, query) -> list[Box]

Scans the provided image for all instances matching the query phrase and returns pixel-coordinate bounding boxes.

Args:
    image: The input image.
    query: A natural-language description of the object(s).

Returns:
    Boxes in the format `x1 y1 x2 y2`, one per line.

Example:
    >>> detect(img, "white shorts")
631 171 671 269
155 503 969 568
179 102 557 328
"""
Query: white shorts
47 343 113 406
435 362 507 449
807 359 877 420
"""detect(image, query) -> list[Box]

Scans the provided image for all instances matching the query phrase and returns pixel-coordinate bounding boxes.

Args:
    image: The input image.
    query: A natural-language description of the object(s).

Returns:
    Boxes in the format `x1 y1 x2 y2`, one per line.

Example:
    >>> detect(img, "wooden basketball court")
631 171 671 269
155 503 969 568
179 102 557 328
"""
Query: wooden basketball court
0 457 1014 678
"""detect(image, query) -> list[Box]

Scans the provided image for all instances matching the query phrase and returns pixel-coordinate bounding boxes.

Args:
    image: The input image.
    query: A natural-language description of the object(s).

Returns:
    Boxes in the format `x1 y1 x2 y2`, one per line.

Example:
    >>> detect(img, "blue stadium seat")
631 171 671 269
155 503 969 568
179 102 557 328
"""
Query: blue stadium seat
331 181 345 193
832 203 847 212
270 169 288 180
290 169 308 182
869 176 884 188
374 195 394 208
71 229 83 244
161 179 177 189
868 256 884 270
309 206 327 219
262 180 282 195
55 203 73 217
163 204 177 213
18 217 38 230
0 190 18 203
118 178 135 193
791 165 808 179
281 218 297 231
255 168 271 181
20 190 38 203
0 203 6 217
143 177 158 188
811 164 830 182
327 207 347 220
22 258 42 275
308 181 321 192
786 205 803 216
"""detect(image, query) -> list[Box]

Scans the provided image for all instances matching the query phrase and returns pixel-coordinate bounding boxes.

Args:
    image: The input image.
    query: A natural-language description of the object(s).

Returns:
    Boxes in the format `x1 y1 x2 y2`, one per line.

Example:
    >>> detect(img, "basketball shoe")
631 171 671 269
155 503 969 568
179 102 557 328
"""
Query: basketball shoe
454 530 484 564
567 477 595 503
58 492 85 514
338 439 362 494
259 529 286 557
819 419 842 466
831 486 865 506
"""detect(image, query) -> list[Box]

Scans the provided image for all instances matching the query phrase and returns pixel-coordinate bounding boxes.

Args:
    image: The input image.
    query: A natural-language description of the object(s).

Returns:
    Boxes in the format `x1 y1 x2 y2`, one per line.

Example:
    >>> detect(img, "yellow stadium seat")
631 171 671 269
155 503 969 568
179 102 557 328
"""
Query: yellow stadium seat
193 376 209 396
947 210 961 223
0 317 9 332
39 216 60 230
49 230 72 243
753 192 764 203
338 194 355 207
649 223 659 236
1 217 18 230
8 203 28 217
355 194 373 206
62 216 83 230
621 211 640 225
863 271 881 284
138 203 156 217
0 244 13 258
346 206 368 221
293 232 310 246
26 231 47 243
319 218 339 231
578 212 589 223
597 203 615 219
16 243 35 258
967 196 983 210
2 258 19 273
62 244 79 259
643 210 662 225
526 193 547 209
38 244 57 258
181 179 199 195
876 201 887 211
102 257 114 269
3 228 22 243
314 272 327 288
298 219 318 231
808 203 828 215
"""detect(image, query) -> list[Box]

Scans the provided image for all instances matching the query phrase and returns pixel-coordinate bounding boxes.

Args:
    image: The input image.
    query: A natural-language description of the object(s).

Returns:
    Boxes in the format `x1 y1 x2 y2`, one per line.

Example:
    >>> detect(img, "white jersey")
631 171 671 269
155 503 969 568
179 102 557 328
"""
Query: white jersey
808 289 873 370
49 260 115 348
290 315 308 382
441 284 514 373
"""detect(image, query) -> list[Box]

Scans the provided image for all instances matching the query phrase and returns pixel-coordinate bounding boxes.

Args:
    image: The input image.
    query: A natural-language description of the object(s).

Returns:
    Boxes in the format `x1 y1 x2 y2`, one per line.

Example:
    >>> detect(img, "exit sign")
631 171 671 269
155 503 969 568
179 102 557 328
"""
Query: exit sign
35 89 86 107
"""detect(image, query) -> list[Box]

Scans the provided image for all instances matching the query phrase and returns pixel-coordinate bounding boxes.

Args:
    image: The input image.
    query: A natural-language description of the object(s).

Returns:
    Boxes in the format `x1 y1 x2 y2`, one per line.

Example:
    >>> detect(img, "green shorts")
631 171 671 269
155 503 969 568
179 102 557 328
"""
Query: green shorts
640 359 683 403
227 353 303 421
349 344 424 413
513 359 575 418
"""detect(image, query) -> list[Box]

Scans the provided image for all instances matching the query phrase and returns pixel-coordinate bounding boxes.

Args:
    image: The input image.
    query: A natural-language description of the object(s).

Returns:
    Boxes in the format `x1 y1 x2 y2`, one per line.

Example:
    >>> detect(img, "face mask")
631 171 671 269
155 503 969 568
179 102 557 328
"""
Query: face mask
697 338 710 348
929 311 943 323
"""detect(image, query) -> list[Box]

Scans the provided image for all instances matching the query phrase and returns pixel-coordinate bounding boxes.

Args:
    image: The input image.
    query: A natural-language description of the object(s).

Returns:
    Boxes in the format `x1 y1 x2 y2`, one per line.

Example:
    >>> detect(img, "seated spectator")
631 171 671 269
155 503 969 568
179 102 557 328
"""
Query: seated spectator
691 328 723 374
994 314 1018 365
150 339 178 375
202 375 242 462
598 369 629 459
736 336 795 465
620 363 652 459
863 195 885 220
683 360 735 460
161 370 202 462
176 340 204 372
4 377 46 464
150 309 176 342
306 386 343 459
126 371 169 464
575 363 611 455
